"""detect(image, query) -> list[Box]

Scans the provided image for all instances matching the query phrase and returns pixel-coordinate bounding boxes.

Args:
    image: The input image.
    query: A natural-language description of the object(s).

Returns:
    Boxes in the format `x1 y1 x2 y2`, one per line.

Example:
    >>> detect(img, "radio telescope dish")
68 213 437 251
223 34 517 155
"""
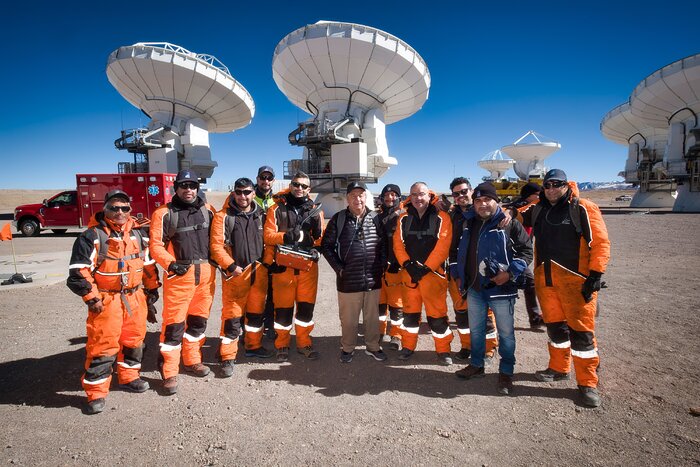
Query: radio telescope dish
106 43 254 180
501 130 561 180
478 150 515 180
272 21 430 124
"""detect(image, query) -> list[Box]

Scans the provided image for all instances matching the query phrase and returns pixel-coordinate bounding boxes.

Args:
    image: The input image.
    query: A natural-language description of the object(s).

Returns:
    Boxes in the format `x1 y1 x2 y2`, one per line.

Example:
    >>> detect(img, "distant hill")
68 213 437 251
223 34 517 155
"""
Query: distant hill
577 182 634 191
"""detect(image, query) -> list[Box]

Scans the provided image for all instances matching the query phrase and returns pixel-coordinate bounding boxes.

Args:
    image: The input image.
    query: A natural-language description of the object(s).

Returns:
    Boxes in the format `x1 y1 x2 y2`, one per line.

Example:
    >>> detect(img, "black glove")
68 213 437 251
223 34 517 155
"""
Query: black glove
226 263 238 274
403 261 430 284
299 231 315 248
85 297 103 313
582 271 603 303
168 262 190 276
144 288 159 323
283 227 302 244
386 262 400 274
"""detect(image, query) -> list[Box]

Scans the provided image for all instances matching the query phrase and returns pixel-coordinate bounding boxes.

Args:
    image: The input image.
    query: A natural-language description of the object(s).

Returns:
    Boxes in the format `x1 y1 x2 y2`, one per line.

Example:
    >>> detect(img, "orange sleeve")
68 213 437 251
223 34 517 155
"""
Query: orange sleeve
263 204 285 246
424 210 452 271
210 209 234 270
392 212 409 267
149 206 176 270
580 200 611 273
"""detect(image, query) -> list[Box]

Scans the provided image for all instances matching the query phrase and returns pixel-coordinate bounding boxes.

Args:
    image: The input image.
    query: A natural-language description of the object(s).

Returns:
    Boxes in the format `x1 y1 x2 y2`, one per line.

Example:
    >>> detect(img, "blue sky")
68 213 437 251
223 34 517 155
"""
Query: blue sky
2 1 697 192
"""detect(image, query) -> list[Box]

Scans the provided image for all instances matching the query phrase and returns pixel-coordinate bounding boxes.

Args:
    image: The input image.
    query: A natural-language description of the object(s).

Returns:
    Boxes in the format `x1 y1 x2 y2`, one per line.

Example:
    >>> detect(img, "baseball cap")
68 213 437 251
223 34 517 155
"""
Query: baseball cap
175 169 199 185
543 169 567 182
257 166 275 177
346 181 368 194
104 190 130 204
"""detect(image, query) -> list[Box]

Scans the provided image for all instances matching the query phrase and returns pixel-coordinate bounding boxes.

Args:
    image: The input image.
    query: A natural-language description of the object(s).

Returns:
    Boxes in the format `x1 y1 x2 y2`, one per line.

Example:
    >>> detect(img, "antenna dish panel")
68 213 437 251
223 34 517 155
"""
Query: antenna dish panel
106 42 254 133
272 21 430 124
478 150 515 179
501 131 561 180
630 53 700 127
601 102 668 145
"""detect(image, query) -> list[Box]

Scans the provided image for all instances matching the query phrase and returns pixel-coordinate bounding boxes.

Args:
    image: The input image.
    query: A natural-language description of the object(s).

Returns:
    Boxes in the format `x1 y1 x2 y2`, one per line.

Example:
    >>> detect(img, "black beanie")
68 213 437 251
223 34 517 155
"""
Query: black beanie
380 184 401 198
520 182 542 199
472 182 500 203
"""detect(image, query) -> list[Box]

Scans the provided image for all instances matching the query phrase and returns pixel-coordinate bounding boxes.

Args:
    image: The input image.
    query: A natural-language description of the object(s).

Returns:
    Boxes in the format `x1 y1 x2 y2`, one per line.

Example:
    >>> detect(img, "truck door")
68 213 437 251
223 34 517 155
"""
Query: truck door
42 191 79 227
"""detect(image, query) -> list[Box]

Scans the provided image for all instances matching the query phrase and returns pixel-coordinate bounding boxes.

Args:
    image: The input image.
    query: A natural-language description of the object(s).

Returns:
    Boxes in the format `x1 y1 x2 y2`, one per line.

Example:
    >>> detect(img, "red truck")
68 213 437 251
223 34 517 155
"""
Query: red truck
13 173 176 236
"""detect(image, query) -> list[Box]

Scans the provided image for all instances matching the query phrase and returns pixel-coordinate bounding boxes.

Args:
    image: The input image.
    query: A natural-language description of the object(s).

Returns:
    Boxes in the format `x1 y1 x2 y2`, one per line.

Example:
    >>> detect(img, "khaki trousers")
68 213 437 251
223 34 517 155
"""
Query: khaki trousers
337 289 381 353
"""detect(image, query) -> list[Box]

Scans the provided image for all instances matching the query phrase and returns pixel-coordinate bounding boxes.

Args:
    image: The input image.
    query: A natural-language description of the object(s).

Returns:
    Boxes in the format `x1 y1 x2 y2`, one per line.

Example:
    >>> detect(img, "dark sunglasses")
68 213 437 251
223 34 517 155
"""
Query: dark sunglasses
543 181 566 189
452 189 471 198
258 175 274 181
178 182 199 190
291 181 310 190
234 189 253 196
106 205 131 213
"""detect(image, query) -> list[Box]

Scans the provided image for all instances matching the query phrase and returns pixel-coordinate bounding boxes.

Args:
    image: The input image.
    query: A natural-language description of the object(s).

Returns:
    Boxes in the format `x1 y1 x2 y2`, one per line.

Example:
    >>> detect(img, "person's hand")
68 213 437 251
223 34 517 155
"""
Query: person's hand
86 297 104 313
497 210 512 228
491 270 511 286
582 271 603 303
145 288 159 304
404 261 430 283
168 262 190 276
283 226 302 244
226 263 243 278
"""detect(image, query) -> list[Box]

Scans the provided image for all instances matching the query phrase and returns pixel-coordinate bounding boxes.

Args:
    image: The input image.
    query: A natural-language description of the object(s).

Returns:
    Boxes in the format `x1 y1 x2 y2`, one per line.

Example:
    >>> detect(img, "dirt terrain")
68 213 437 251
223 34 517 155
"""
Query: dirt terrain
0 191 698 465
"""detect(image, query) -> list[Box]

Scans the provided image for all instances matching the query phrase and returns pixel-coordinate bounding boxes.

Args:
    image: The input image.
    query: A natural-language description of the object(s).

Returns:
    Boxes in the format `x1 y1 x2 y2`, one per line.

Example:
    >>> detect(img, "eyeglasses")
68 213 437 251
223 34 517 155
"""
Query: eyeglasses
178 182 199 190
543 181 566 189
452 189 471 198
234 189 253 196
258 175 274 181
291 181 310 190
106 205 131 213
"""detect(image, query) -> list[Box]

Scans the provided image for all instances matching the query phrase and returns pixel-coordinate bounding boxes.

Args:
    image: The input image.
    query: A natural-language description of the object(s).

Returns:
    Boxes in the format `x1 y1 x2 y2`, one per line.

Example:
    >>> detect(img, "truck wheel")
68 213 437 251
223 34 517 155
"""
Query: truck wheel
19 219 40 237
51 229 68 235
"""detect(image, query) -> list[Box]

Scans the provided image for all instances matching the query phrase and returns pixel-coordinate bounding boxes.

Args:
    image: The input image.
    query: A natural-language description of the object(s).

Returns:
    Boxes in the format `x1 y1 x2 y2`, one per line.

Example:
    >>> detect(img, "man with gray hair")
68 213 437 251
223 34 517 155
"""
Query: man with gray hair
321 182 387 363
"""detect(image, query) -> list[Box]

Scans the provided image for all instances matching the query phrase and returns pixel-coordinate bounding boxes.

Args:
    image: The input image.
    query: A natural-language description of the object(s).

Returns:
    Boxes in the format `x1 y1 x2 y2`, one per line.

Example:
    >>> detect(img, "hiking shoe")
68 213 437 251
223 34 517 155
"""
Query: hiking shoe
277 347 290 362
437 352 453 366
578 386 601 407
397 348 414 360
535 368 570 382
498 373 514 395
245 347 274 358
119 378 149 393
184 363 210 377
297 346 319 360
388 336 401 351
85 398 106 415
454 348 471 362
530 316 545 331
162 376 178 396
339 351 354 363
455 365 485 380
365 349 388 362
220 360 235 378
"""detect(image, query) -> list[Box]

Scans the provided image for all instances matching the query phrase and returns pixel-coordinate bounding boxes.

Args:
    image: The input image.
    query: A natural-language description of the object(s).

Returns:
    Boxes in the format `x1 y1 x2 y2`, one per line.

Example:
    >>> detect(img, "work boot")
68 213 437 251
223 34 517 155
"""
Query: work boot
455 365 485 380
365 349 388 362
497 373 514 395
184 363 210 377
388 336 401 351
85 398 106 415
119 378 150 393
297 346 320 360
397 348 414 361
220 360 235 378
162 376 178 396
578 386 602 408
453 348 471 362
339 350 354 363
437 352 452 366
277 347 290 362
529 315 545 331
535 368 570 382
245 347 275 358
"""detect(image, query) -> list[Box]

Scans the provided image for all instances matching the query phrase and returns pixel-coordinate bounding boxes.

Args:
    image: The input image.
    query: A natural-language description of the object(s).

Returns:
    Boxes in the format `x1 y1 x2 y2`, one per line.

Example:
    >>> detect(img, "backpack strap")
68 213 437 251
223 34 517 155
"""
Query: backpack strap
167 204 210 239
404 212 438 240
531 200 582 235
224 213 237 245
94 227 144 272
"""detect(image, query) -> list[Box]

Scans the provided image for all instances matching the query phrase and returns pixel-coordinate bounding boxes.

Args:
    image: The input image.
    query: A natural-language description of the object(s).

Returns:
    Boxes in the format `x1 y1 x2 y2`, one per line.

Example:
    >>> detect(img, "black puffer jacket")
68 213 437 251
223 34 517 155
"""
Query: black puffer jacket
321 208 386 293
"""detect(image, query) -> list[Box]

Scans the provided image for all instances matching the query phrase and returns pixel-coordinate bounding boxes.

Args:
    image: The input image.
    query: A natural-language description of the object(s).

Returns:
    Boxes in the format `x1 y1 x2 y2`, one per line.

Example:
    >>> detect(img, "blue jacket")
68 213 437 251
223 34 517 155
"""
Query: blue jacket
453 206 533 300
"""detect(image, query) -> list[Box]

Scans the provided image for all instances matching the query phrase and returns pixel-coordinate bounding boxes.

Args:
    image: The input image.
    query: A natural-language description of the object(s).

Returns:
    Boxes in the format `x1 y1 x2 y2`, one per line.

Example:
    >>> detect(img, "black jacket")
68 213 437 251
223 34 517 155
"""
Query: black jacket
321 208 386 293
223 200 264 268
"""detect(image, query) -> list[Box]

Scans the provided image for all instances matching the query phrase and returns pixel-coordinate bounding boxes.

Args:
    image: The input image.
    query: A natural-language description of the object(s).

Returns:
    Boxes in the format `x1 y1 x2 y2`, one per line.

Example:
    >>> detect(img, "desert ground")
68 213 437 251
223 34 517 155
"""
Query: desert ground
0 189 698 466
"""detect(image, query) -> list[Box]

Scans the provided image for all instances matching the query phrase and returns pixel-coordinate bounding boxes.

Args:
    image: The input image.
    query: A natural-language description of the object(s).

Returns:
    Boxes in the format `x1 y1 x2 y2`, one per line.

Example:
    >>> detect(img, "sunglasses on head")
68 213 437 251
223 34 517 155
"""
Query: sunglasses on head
452 189 471 198
291 181 309 190
234 189 253 196
543 181 566 189
106 205 131 213
178 182 199 190
258 175 274 181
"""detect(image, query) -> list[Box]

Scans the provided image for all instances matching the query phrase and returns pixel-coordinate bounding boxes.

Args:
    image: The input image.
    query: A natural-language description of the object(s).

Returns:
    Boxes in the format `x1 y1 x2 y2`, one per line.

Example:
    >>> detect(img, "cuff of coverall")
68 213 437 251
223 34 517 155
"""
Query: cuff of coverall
82 291 99 303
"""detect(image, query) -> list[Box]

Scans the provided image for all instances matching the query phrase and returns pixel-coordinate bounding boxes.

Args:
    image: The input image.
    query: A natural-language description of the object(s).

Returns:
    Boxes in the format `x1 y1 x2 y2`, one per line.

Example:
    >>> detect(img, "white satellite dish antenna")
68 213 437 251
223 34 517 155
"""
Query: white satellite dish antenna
478 150 515 180
106 42 255 181
272 21 430 214
500 130 561 180
629 53 700 212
